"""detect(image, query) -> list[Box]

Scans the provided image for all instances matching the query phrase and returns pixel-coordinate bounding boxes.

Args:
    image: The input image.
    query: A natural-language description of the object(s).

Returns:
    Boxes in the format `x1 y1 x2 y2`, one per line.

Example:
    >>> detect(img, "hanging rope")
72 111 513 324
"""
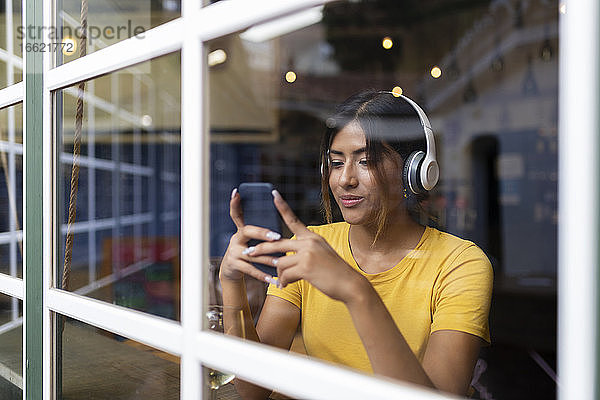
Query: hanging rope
61 0 88 292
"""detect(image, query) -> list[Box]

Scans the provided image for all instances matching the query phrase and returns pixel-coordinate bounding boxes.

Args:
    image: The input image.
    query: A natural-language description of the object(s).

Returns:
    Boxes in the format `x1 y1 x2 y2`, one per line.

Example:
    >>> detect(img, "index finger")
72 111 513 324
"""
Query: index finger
229 188 244 229
272 190 311 236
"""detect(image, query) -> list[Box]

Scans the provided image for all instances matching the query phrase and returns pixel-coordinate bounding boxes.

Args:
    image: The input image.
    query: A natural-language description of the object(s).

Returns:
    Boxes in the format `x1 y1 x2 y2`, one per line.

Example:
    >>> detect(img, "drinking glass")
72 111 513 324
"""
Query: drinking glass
205 305 245 397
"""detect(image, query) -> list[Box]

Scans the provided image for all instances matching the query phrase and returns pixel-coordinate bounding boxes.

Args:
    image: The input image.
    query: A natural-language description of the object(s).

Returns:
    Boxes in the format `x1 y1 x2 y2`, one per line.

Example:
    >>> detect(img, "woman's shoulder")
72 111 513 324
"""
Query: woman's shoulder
425 227 492 270
426 226 474 247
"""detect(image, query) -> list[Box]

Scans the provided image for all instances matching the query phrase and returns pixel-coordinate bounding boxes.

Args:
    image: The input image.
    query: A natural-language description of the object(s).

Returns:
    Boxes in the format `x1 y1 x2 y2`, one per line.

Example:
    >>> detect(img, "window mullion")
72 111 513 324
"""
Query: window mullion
23 0 44 398
180 0 204 397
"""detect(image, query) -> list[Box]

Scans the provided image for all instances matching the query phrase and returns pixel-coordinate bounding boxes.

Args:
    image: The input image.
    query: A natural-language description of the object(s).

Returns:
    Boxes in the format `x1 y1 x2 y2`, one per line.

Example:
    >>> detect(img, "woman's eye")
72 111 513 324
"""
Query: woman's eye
330 160 343 168
359 159 368 166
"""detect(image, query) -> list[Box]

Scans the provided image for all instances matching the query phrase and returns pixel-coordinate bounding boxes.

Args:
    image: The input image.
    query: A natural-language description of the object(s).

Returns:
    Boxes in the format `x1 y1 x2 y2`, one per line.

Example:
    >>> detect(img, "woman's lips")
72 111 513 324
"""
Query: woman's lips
340 196 364 207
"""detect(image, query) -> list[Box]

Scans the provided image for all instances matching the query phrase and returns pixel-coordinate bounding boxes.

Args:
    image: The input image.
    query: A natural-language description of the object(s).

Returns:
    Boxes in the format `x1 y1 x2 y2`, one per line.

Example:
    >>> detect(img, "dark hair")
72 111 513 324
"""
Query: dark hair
320 89 429 243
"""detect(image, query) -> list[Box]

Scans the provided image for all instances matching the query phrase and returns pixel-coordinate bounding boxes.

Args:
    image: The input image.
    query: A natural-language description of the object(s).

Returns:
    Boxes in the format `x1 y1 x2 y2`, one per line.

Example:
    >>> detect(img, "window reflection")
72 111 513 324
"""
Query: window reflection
0 104 23 278
0 0 23 88
56 315 179 399
0 293 22 400
208 1 557 398
56 0 180 66
56 52 181 321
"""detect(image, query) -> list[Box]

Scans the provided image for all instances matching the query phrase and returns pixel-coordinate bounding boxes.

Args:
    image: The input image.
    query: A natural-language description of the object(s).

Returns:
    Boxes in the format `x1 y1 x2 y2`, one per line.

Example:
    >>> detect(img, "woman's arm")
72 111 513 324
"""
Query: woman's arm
220 190 301 399
344 278 481 395
225 290 300 400
422 330 483 395
221 276 300 399
220 276 260 342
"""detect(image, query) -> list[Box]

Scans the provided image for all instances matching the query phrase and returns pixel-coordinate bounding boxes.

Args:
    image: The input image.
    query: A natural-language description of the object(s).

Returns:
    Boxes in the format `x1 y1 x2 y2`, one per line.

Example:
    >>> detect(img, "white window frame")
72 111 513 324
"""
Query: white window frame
0 0 595 398
557 1 599 399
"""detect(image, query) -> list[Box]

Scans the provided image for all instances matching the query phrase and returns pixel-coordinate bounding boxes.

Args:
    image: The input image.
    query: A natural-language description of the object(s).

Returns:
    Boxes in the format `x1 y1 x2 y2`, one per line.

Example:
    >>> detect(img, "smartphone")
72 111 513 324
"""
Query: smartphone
238 183 284 276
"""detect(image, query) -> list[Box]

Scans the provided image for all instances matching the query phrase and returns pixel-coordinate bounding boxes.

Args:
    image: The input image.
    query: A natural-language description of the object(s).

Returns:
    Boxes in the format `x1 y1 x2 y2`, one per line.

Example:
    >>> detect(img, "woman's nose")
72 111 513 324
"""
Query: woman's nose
339 164 358 187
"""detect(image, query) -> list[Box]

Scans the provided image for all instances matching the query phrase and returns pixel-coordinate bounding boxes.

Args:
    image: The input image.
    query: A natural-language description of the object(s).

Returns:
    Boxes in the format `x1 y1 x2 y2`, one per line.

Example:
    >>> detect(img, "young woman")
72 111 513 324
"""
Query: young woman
219 90 493 398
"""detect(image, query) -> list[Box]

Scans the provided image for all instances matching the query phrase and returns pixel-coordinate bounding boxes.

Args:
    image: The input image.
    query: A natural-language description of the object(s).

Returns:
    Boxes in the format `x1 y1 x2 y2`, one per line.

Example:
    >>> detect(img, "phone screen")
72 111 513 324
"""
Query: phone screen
238 183 283 276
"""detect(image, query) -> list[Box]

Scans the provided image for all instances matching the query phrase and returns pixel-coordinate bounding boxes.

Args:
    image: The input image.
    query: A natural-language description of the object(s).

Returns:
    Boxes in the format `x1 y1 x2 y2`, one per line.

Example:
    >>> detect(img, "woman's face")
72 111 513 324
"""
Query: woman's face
328 121 404 226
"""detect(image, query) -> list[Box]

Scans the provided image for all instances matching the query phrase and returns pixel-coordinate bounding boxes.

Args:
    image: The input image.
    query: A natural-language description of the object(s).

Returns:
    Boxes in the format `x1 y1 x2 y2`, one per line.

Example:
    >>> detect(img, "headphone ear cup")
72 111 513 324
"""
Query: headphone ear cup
403 151 426 195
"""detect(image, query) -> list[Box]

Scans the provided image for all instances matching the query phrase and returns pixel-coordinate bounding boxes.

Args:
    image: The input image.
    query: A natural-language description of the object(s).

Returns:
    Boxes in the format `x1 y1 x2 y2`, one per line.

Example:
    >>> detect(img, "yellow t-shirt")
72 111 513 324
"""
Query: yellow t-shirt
267 222 493 374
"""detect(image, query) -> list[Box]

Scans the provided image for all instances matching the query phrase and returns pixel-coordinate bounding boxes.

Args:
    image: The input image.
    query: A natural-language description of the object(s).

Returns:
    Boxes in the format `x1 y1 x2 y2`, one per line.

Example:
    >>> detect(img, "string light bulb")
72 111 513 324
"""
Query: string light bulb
285 71 297 83
382 37 393 50
62 37 77 56
141 115 153 127
430 66 442 79
391 86 403 96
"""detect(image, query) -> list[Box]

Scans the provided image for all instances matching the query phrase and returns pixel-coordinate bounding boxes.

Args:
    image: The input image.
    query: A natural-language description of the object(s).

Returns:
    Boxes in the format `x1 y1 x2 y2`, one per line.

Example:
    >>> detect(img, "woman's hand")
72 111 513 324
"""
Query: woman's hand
244 190 367 304
219 188 282 285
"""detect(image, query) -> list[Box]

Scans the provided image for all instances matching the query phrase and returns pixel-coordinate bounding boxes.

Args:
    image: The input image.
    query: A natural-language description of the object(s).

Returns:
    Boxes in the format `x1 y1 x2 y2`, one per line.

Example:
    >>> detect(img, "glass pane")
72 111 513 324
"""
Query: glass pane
0 103 23 278
0 0 23 89
208 1 557 397
56 315 179 399
0 293 23 400
54 0 181 66
55 52 181 320
11 0 21 57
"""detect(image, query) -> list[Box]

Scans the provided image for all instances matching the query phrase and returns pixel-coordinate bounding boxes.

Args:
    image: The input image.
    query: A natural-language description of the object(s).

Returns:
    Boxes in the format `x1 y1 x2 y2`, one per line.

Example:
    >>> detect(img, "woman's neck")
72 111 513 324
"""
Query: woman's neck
349 211 425 255
347 211 426 274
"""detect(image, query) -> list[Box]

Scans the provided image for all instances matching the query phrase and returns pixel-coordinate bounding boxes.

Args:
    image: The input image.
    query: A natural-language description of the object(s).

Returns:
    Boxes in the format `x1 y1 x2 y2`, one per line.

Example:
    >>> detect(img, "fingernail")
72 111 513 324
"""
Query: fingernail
271 189 281 199
272 258 278 266
266 231 281 241
264 276 278 286
242 246 255 255
231 188 238 199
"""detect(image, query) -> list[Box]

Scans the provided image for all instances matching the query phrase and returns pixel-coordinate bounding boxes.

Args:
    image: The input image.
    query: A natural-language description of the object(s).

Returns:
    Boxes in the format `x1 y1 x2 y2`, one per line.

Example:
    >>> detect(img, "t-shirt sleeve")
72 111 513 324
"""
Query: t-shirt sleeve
267 280 302 309
430 244 493 344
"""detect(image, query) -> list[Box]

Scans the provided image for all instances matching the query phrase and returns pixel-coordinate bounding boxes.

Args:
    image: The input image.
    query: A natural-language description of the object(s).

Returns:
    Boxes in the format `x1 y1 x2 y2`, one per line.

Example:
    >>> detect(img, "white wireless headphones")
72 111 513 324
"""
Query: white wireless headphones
384 92 439 195
322 91 439 196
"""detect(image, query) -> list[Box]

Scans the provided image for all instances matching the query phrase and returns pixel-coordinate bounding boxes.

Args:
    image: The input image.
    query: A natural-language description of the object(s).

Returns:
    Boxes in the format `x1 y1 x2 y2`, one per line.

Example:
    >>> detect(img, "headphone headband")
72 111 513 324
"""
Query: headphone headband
378 91 437 161
378 91 439 192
